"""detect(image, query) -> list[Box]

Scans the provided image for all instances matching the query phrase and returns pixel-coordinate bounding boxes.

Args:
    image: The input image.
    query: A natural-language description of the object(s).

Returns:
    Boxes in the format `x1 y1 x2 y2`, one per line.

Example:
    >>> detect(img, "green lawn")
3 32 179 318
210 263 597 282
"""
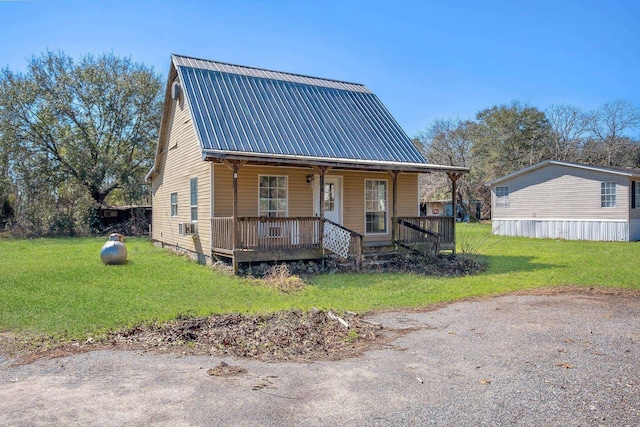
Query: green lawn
1 223 638 339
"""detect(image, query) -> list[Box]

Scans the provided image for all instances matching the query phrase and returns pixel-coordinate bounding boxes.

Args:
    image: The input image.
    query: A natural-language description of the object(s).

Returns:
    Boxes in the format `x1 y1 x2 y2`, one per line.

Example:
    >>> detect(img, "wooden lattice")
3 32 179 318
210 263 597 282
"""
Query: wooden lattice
323 222 351 258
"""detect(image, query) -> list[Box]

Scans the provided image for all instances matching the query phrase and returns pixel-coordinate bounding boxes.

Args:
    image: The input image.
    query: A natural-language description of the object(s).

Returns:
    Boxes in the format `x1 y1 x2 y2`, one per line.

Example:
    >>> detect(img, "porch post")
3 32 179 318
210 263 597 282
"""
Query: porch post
447 172 463 255
389 170 400 243
232 162 239 272
313 166 331 247
317 167 326 248
222 159 245 273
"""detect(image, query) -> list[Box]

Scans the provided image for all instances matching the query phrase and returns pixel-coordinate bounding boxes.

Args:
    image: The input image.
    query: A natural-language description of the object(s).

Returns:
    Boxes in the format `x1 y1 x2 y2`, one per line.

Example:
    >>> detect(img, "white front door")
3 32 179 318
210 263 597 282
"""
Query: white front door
314 176 342 224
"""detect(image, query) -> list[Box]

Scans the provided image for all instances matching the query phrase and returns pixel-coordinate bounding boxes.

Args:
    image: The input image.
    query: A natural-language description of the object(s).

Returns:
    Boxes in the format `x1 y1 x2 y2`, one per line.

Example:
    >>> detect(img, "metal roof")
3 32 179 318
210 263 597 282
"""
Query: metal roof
173 54 429 165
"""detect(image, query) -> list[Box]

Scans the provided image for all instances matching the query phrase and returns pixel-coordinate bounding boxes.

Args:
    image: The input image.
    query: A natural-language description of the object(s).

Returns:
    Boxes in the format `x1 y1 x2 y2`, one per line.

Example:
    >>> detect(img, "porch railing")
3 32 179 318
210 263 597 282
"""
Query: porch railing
210 216 362 268
214 217 323 250
211 217 234 251
393 216 455 253
324 218 363 269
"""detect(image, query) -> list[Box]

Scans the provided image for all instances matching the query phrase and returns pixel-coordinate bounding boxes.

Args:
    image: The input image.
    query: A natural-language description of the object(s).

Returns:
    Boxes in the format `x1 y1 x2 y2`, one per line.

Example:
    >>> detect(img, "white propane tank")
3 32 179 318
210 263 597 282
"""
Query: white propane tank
100 233 128 265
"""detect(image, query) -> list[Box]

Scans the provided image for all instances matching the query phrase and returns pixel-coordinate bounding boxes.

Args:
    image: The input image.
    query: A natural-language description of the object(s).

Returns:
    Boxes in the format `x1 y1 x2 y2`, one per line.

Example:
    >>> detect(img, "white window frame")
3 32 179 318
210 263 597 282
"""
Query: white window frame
258 175 288 217
170 192 178 217
190 178 198 222
495 186 510 208
601 181 616 208
364 179 388 235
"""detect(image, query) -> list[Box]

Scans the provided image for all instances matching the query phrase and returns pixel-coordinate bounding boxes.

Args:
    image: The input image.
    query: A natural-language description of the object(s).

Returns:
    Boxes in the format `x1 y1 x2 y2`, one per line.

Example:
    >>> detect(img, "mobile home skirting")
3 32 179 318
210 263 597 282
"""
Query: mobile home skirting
492 219 630 241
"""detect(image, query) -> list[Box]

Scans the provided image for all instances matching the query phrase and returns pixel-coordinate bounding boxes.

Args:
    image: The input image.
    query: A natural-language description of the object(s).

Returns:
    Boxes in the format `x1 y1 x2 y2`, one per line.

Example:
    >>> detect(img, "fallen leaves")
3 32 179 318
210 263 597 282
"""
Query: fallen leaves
207 361 247 377
556 363 574 369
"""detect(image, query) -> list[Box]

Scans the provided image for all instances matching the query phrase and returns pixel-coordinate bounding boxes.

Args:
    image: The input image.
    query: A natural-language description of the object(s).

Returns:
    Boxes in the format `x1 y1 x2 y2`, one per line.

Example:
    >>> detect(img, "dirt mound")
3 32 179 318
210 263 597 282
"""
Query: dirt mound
105 309 386 362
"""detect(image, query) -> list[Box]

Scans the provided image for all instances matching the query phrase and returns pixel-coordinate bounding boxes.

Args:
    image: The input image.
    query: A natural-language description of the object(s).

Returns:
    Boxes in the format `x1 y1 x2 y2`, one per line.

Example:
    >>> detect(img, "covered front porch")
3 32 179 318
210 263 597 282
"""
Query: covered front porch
208 158 465 273
211 215 456 272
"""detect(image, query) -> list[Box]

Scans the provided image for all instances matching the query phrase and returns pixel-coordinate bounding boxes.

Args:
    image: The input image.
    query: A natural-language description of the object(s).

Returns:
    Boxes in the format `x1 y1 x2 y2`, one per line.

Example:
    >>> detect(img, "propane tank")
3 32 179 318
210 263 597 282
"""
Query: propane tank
100 233 128 265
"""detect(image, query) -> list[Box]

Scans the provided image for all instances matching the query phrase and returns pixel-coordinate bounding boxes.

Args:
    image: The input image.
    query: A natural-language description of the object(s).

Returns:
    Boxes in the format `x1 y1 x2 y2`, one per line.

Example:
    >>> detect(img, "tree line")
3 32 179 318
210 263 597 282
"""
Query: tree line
1 51 638 235
415 100 640 218
0 51 163 236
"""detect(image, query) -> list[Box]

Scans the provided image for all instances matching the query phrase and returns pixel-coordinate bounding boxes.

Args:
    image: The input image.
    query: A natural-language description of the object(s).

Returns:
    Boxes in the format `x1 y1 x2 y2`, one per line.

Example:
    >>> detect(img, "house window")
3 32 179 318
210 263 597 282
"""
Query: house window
259 176 287 217
170 192 178 217
190 178 198 221
324 183 335 212
601 181 616 208
365 179 387 234
634 181 640 209
495 186 509 208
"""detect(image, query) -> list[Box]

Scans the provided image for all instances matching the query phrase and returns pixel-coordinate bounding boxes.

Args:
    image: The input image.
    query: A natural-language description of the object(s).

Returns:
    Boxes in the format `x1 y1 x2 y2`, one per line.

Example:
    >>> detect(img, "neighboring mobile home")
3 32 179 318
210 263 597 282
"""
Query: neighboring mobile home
146 54 468 271
487 160 640 241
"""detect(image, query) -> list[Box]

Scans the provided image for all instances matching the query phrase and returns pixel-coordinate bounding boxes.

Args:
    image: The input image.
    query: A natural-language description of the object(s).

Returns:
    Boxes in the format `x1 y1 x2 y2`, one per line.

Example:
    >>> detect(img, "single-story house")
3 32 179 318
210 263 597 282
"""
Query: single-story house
146 54 468 271
486 160 640 241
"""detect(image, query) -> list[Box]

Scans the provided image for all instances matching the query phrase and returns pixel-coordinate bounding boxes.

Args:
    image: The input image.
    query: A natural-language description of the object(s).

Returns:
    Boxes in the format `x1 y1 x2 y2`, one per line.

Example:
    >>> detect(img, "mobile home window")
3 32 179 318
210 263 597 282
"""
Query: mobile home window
495 186 509 208
601 181 616 208
365 179 387 234
170 192 178 217
634 181 640 209
190 178 198 221
259 176 288 217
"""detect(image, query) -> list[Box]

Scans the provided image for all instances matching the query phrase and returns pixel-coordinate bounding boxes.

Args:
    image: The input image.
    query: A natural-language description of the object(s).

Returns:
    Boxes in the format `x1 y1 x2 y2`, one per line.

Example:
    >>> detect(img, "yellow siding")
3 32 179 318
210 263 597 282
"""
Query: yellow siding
340 171 418 243
214 168 419 244
214 165 314 217
151 92 211 254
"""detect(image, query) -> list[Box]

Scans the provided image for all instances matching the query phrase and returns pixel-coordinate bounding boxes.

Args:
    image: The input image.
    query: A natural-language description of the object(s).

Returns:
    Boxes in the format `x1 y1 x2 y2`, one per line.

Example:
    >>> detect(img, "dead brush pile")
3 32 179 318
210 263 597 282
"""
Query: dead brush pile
258 263 307 293
106 308 386 362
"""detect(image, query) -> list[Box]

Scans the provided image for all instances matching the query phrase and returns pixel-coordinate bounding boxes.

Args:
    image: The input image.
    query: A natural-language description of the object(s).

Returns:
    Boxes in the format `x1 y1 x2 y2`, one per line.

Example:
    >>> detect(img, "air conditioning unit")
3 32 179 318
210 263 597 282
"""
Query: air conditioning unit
179 222 197 235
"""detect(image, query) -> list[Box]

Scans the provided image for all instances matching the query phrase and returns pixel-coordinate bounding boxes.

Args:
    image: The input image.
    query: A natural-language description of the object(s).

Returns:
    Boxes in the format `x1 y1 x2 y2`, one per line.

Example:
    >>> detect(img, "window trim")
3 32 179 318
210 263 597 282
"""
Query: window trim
633 181 640 209
601 181 616 208
364 179 388 235
170 192 178 217
190 177 198 222
494 185 510 208
258 175 288 217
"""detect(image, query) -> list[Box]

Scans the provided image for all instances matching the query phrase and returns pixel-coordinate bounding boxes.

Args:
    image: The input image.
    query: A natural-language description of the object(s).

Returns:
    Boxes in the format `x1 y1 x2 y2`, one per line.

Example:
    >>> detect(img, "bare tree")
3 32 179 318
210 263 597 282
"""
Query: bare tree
416 118 478 217
546 104 588 162
586 99 640 166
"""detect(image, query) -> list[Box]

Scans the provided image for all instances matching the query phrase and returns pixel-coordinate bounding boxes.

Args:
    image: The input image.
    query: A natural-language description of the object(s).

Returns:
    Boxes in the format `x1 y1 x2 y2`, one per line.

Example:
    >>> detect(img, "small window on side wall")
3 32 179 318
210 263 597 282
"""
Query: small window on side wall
190 178 198 221
170 192 178 217
633 181 640 209
495 186 509 208
601 181 616 208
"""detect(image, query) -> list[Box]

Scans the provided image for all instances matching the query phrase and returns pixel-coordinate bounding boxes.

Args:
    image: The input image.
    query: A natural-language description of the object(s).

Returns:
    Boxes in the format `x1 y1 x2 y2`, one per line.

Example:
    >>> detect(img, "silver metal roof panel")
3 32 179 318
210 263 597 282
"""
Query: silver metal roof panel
173 54 428 164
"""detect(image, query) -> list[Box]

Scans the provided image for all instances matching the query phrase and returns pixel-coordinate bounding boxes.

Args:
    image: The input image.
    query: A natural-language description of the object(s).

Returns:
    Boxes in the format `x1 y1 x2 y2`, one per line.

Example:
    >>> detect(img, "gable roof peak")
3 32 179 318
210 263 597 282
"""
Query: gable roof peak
171 53 371 94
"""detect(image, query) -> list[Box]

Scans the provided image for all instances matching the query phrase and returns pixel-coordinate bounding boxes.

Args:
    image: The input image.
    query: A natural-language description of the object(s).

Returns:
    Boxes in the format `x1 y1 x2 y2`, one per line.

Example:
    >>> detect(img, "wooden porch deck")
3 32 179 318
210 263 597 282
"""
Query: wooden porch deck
211 216 456 271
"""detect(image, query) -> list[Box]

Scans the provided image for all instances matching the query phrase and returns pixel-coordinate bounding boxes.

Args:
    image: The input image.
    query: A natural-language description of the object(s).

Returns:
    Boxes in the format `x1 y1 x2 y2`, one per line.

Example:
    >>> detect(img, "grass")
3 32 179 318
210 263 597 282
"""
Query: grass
1 223 639 339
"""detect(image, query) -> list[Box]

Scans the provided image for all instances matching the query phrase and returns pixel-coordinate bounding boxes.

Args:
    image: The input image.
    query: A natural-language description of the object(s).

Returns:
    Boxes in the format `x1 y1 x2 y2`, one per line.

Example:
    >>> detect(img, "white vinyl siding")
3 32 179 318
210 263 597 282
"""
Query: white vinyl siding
601 182 616 208
491 163 628 222
365 179 387 234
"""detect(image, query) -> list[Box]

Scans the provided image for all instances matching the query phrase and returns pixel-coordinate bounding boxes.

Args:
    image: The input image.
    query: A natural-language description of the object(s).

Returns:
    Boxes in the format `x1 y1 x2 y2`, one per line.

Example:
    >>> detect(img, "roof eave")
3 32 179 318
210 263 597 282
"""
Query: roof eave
202 149 469 174
486 160 640 186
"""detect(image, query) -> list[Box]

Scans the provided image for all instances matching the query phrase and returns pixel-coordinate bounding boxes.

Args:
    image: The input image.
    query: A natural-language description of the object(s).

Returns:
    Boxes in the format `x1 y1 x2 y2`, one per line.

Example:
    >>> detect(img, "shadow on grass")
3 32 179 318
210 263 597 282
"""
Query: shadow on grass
311 255 559 290
482 254 560 274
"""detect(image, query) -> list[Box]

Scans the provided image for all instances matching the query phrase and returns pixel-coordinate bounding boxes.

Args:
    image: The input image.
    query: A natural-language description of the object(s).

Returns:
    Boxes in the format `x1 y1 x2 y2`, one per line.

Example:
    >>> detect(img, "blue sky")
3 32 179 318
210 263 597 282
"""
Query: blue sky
1 0 638 137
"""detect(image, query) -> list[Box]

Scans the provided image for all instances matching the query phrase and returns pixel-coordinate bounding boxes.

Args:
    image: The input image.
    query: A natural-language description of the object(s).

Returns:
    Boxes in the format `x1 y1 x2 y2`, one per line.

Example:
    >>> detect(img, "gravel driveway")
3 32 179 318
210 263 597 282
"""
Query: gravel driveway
1 291 638 426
